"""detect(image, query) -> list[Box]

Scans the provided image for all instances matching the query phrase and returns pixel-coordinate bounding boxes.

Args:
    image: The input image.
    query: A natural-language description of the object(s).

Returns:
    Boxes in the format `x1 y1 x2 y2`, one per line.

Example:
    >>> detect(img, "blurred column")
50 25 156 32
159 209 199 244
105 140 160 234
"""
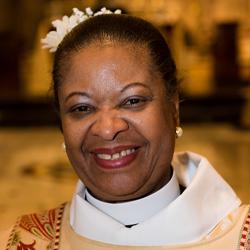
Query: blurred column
212 22 240 92
0 0 22 100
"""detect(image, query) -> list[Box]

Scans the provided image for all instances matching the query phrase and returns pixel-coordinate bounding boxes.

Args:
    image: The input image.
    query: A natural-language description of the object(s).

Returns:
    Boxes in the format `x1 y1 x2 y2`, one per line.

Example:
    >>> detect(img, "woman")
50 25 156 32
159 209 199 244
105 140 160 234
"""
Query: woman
2 7 249 250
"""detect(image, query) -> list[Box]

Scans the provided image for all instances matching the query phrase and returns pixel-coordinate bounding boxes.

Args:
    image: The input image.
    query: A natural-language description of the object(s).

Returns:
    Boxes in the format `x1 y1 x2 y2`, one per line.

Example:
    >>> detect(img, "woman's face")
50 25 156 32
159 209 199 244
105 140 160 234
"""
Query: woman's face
58 42 179 202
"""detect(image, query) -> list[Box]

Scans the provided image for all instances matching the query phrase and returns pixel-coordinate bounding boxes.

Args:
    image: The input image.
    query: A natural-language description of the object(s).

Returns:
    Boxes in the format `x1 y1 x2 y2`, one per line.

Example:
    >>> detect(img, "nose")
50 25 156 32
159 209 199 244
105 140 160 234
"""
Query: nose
91 110 129 140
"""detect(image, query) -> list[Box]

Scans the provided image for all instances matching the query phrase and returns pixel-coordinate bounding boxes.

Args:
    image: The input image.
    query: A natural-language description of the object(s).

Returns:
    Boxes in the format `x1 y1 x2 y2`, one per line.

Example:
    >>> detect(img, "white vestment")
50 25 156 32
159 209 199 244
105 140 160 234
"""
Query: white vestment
70 152 241 246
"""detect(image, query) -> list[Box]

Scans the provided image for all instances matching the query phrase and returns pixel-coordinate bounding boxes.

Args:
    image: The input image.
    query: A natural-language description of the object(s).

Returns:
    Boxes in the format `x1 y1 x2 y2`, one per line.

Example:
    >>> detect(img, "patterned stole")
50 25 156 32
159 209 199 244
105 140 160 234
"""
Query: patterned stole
239 209 250 250
5 203 66 250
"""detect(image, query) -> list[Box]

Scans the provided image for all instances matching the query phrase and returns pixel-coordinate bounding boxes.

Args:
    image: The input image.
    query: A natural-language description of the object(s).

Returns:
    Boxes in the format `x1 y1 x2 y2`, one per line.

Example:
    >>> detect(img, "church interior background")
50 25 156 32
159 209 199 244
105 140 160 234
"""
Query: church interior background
0 0 249 229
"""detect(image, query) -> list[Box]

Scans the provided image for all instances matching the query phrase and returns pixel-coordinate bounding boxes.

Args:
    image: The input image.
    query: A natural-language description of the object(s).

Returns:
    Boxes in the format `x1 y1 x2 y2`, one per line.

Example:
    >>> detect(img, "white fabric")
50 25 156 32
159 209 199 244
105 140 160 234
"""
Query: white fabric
70 152 241 246
85 170 180 225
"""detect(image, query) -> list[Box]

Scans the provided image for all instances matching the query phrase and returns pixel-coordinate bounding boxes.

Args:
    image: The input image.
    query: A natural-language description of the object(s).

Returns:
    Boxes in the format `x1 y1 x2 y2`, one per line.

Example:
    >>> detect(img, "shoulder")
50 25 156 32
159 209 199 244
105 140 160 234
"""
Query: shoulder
2 203 67 250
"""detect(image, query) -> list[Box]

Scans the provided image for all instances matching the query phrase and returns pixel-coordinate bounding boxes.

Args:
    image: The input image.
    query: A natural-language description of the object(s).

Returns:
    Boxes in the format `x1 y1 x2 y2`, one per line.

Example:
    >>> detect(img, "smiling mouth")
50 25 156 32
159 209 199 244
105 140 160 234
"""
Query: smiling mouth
92 146 139 169
96 148 136 161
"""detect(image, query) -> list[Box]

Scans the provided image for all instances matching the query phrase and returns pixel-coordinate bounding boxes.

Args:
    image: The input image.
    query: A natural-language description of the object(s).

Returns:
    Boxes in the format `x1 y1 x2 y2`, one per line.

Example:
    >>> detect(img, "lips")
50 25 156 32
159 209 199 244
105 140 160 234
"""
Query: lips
92 145 139 169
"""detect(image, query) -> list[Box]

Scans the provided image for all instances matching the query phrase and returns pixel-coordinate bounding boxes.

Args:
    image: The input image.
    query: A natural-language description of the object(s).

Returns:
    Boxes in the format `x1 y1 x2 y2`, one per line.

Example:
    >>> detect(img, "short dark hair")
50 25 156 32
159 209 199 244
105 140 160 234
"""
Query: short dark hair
53 14 178 111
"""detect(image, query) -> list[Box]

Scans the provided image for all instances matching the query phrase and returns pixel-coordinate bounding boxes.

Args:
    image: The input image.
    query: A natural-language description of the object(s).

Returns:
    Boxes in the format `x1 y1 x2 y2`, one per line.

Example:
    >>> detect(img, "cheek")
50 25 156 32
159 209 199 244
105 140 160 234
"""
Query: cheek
129 104 175 142
61 117 86 150
61 119 89 178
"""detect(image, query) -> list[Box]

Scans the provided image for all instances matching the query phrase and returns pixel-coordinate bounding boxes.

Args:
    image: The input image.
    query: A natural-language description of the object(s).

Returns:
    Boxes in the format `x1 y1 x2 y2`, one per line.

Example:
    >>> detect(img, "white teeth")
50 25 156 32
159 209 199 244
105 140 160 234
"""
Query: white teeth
121 150 126 157
111 153 120 160
126 149 131 155
98 154 112 160
96 148 136 161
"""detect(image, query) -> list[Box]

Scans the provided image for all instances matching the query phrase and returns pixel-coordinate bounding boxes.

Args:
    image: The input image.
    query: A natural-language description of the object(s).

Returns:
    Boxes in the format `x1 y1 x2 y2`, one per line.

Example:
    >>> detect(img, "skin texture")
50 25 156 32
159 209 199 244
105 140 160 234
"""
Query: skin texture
58 42 179 202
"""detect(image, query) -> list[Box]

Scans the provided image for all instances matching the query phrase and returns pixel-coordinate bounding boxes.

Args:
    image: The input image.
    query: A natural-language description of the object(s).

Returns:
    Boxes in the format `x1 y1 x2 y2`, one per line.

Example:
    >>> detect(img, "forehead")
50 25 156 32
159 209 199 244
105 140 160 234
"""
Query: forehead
63 42 154 84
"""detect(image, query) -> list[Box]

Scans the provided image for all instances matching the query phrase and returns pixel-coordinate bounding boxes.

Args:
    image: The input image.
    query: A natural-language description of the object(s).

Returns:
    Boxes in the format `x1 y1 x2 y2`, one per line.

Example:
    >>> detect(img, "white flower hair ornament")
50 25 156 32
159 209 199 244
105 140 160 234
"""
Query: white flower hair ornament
41 7 122 52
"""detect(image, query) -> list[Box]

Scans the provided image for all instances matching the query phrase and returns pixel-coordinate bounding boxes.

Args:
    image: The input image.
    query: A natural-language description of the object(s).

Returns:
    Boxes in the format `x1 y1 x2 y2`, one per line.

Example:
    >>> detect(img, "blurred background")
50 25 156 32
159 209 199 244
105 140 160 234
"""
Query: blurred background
0 0 249 229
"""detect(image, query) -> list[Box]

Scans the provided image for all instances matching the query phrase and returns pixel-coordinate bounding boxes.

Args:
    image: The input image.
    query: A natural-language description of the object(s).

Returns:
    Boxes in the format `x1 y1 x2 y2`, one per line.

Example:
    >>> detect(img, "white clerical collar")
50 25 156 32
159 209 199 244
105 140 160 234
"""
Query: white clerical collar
70 152 241 246
85 170 180 226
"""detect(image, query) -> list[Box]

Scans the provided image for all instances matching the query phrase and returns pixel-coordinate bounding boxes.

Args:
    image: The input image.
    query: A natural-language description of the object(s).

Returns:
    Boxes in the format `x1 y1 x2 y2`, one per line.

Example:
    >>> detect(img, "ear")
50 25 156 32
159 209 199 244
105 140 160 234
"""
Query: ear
171 94 180 127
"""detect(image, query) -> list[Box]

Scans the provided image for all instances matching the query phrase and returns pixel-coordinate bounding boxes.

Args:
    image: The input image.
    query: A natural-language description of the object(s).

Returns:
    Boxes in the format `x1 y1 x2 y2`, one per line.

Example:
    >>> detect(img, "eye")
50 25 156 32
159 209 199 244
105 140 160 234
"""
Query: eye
70 104 95 114
122 96 150 108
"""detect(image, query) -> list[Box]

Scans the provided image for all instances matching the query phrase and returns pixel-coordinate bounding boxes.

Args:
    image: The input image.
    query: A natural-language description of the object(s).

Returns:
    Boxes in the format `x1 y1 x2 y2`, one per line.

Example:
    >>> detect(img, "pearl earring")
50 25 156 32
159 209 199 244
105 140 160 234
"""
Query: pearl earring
62 142 66 151
176 126 183 138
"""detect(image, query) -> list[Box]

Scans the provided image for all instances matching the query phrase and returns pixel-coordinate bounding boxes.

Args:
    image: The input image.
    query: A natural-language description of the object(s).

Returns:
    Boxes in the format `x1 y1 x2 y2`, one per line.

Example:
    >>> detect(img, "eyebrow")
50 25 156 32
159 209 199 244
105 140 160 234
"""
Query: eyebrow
65 91 91 103
120 82 152 93
64 82 151 102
